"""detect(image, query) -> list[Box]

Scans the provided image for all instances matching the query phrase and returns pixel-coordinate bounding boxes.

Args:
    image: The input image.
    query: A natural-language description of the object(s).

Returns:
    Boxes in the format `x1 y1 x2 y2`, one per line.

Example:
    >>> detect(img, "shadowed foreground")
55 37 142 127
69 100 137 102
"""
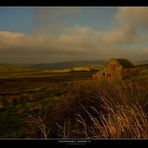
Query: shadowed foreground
26 80 148 139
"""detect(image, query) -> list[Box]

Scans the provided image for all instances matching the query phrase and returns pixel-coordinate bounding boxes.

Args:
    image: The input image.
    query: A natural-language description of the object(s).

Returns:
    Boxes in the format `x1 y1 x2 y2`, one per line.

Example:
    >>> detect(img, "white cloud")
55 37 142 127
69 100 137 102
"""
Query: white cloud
0 7 148 63
0 31 25 38
115 7 148 28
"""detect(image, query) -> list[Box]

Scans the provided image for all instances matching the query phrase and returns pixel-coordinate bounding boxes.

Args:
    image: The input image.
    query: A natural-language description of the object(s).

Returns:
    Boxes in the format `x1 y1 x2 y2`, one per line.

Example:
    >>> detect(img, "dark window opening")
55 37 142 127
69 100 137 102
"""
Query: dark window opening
103 72 105 76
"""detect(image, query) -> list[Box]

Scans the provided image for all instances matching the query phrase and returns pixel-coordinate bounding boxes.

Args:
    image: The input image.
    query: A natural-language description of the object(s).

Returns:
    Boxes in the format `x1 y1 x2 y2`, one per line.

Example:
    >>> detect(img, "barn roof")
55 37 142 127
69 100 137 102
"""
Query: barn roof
111 58 135 68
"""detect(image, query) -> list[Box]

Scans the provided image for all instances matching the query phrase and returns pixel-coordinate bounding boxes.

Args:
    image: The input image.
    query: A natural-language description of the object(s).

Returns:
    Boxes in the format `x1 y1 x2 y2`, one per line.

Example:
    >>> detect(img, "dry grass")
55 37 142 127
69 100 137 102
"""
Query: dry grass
26 79 148 139
26 114 51 139
77 103 148 139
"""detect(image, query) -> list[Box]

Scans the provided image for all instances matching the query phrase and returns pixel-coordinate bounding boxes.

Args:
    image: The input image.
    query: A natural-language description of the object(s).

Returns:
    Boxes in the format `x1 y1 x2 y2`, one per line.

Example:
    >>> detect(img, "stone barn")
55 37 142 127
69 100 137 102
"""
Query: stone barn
93 58 136 82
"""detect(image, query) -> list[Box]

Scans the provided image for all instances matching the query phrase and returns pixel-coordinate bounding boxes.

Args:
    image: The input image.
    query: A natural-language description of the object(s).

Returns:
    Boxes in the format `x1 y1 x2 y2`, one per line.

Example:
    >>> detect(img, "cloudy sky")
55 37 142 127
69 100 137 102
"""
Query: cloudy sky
0 7 148 64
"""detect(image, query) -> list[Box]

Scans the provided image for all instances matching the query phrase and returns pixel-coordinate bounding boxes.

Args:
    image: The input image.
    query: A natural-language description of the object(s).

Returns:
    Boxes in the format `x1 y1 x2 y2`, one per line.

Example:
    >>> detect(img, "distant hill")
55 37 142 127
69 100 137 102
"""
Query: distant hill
31 60 105 70
134 60 148 65
0 59 147 70
135 64 148 70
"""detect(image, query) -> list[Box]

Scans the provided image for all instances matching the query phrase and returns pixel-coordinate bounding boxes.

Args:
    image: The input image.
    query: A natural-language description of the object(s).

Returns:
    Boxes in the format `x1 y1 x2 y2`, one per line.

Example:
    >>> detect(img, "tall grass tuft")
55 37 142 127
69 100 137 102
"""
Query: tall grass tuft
26 80 148 138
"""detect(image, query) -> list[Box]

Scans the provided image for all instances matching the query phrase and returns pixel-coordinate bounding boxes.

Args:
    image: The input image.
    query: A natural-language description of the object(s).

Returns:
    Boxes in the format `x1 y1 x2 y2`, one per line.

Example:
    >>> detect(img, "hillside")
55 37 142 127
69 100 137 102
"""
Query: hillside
135 64 148 70
31 60 105 70
0 61 147 138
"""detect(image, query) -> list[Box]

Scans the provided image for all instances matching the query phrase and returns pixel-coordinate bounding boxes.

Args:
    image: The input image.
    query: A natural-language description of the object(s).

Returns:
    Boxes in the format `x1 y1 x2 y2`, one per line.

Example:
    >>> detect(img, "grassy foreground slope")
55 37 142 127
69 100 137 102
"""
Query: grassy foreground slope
0 65 98 138
0 63 147 138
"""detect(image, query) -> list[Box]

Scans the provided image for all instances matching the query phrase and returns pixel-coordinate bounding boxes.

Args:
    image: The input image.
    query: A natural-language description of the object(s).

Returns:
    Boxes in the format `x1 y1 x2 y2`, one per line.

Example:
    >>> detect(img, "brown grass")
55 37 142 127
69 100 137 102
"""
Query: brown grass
26 80 148 139
26 114 51 139
77 103 148 139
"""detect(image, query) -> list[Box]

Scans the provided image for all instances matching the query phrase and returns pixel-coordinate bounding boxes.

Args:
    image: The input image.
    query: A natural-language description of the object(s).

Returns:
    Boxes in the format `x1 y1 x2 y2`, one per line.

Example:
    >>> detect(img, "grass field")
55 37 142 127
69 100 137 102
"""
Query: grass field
0 64 147 138
0 65 98 138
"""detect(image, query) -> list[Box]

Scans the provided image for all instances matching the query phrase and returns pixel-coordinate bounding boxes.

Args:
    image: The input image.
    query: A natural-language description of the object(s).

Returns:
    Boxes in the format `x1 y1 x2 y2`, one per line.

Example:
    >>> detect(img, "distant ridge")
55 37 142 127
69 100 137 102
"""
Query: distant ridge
134 60 148 65
31 60 105 70
0 60 147 69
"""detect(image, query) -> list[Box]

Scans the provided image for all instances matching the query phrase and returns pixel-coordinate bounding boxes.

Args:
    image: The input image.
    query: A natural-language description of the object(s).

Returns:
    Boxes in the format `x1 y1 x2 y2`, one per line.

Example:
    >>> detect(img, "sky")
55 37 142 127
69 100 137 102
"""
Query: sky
0 7 148 64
